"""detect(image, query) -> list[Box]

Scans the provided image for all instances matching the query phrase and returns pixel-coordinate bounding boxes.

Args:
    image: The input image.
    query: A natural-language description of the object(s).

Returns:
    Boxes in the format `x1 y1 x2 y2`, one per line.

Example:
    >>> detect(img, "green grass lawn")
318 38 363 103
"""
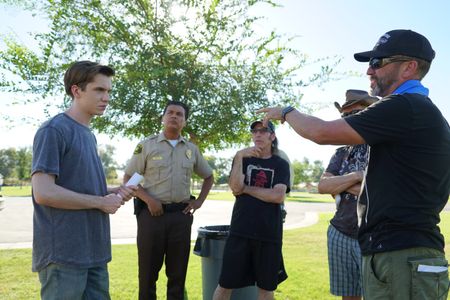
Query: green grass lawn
1 186 334 203
197 190 334 203
5 186 448 205
0 186 32 197
1 212 450 299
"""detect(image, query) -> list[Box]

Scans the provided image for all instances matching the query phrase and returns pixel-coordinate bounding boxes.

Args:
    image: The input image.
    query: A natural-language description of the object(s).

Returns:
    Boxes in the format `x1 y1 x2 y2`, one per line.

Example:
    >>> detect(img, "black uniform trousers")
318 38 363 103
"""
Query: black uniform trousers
137 205 193 300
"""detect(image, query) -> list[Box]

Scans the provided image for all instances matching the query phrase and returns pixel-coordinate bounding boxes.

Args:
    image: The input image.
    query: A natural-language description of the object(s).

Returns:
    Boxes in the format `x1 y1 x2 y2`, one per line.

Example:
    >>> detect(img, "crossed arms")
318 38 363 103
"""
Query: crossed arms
229 147 287 204
317 171 364 197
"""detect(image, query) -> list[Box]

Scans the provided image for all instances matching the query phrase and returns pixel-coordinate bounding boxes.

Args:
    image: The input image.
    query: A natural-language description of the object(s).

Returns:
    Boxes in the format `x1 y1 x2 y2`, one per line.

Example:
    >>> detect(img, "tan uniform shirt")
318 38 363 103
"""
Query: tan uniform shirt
125 132 213 204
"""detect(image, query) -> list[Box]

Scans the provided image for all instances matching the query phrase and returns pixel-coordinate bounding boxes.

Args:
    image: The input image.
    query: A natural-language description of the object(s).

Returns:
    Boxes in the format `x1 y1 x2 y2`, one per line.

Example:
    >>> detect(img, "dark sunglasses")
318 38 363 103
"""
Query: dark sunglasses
341 109 362 117
369 57 411 70
251 128 271 134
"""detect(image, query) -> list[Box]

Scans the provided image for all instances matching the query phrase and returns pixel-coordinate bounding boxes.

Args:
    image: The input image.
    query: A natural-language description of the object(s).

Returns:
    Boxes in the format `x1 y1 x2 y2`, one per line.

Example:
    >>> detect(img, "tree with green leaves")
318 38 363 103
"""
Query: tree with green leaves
0 0 340 150
0 148 18 180
291 157 324 186
291 159 309 186
212 156 232 184
201 155 231 185
0 145 120 184
309 159 324 183
15 147 32 181
0 147 32 182
98 144 119 182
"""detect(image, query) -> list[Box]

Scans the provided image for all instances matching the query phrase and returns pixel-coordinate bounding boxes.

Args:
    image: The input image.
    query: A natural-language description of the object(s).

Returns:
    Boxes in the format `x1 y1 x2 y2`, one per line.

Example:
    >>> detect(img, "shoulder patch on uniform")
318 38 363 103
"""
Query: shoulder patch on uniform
133 144 143 155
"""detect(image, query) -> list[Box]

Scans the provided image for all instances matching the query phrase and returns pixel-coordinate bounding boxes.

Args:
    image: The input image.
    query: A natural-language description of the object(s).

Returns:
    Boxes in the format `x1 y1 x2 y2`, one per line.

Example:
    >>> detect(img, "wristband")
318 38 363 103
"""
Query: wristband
281 106 295 122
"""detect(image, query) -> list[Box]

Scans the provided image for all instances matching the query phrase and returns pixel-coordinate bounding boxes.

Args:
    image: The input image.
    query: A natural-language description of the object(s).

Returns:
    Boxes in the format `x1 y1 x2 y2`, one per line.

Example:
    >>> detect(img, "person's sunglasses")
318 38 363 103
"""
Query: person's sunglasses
341 109 362 117
369 57 411 70
251 128 271 134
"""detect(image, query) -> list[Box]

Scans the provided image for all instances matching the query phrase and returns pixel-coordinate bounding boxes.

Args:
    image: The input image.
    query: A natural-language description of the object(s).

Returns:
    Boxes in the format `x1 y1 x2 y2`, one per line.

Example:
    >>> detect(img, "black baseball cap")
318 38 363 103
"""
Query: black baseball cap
250 120 275 133
354 29 435 62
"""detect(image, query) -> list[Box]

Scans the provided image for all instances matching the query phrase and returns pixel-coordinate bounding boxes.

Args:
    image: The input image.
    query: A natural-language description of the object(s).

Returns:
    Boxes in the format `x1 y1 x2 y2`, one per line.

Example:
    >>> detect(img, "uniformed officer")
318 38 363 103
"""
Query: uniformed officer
124 101 214 300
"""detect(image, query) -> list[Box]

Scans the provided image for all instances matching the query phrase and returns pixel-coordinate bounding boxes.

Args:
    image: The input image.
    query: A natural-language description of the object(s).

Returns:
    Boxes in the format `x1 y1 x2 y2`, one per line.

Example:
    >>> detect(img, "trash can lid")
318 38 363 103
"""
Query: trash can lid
197 225 230 239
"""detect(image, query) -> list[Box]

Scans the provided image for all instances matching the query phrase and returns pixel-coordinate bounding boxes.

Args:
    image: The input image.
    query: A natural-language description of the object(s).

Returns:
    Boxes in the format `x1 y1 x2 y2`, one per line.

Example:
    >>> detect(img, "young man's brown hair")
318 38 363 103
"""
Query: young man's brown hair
63 61 115 98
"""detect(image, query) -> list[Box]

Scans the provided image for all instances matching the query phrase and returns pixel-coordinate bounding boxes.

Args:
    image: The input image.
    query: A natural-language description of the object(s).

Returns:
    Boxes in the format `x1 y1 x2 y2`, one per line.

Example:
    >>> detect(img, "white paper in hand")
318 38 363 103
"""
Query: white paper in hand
126 172 144 186
116 172 144 199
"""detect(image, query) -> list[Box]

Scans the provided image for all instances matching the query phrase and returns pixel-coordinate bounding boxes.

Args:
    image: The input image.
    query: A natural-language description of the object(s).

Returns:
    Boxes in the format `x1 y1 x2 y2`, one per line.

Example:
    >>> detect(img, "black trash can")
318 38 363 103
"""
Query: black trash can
193 225 258 300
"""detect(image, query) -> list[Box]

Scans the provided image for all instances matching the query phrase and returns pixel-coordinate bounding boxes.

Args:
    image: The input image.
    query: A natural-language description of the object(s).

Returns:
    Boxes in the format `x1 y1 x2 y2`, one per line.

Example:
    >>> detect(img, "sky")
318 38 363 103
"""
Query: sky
1 0 449 167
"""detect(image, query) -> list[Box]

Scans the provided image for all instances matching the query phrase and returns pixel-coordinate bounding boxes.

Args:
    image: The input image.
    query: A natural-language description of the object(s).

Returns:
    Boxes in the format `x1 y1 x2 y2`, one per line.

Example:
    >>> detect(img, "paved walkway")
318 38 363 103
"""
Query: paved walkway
0 196 335 249
2 196 449 250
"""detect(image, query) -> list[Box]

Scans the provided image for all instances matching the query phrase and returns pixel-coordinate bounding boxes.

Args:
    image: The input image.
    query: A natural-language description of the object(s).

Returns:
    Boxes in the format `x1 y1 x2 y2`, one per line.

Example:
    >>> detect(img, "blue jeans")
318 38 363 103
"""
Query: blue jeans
38 263 110 300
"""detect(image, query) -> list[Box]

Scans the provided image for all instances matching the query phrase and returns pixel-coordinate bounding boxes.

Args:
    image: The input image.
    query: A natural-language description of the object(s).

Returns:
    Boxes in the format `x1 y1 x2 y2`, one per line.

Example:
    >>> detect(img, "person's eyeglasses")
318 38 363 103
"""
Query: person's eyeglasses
369 57 411 70
341 109 362 117
251 128 271 134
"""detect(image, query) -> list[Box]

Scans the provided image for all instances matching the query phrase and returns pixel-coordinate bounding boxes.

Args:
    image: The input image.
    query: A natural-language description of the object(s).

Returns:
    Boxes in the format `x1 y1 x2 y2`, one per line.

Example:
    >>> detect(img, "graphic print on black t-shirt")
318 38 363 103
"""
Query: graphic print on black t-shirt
246 164 274 188
229 156 290 242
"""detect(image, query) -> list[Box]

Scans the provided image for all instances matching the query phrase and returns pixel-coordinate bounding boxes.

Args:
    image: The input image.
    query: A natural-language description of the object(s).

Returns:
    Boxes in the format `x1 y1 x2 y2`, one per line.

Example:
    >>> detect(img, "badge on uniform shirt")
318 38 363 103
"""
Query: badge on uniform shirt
133 144 143 155
186 149 192 159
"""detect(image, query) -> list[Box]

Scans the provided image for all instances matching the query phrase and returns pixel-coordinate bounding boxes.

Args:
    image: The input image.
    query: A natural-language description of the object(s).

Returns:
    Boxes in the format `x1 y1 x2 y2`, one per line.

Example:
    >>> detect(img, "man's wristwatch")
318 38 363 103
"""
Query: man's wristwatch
281 106 295 122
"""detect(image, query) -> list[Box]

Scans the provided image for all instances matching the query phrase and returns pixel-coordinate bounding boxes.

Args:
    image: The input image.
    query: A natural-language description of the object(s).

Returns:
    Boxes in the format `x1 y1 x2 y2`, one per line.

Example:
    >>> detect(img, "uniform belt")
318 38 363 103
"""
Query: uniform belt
162 202 188 213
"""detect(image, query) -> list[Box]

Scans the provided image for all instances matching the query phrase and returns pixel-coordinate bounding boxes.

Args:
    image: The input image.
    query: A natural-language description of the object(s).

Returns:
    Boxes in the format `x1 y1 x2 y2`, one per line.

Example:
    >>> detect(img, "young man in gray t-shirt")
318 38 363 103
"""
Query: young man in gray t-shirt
31 61 137 299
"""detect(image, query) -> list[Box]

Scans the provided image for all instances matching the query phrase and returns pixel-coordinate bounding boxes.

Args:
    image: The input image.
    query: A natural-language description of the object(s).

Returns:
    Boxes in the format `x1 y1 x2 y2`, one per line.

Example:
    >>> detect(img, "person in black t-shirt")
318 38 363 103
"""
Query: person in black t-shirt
213 120 290 300
257 30 450 299
318 90 378 300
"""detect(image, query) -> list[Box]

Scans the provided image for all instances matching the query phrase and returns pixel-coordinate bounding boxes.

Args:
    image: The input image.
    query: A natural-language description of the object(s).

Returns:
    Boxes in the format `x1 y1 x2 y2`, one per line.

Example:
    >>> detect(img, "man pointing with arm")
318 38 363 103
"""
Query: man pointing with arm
258 30 450 299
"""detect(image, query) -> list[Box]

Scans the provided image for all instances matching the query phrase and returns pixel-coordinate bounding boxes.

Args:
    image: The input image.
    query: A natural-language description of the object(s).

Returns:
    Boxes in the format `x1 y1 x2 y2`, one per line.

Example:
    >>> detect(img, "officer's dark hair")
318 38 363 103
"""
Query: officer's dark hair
64 61 115 99
163 101 190 121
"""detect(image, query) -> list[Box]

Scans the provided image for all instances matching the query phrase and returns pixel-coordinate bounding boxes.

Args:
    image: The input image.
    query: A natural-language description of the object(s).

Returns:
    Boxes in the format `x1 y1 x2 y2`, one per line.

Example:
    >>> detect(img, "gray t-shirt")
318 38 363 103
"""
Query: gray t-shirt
31 113 110 271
